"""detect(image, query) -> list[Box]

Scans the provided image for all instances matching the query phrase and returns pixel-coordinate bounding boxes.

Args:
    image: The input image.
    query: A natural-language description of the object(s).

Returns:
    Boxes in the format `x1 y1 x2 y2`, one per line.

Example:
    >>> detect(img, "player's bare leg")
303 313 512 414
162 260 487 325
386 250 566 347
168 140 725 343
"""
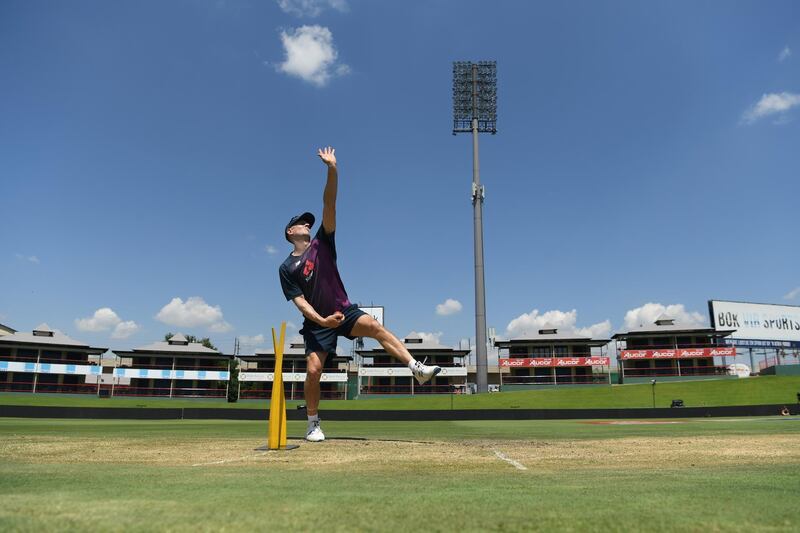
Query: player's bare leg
349 314 441 384
304 351 326 441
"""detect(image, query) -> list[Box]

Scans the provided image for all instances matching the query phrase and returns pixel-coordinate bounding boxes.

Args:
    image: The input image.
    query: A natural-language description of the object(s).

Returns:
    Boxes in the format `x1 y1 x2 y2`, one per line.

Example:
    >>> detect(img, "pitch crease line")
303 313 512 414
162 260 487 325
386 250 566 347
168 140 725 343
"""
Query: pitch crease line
493 450 527 471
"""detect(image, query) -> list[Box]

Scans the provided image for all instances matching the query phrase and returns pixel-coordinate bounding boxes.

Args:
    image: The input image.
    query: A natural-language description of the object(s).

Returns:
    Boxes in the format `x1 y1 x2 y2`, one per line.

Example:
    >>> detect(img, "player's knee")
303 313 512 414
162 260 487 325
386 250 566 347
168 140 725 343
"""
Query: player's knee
306 353 325 381
306 358 322 381
307 365 322 381
367 320 386 339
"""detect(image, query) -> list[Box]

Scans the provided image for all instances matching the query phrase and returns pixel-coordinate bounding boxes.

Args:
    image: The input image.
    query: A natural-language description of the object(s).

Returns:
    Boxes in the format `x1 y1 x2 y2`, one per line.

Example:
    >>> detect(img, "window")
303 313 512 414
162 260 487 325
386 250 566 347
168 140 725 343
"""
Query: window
627 338 648 349
509 346 528 357
18 349 37 361
532 346 550 357
676 337 692 347
572 345 590 356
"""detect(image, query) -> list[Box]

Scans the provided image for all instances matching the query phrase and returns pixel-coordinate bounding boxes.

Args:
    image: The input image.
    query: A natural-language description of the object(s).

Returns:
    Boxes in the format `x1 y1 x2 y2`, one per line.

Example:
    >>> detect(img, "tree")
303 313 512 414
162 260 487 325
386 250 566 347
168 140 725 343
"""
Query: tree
227 358 240 403
164 333 218 351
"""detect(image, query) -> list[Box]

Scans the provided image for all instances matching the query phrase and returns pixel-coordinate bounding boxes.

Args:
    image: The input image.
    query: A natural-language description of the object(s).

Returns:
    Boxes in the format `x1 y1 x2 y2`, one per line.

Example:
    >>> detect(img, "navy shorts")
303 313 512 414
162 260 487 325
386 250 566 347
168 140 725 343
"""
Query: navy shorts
301 304 367 356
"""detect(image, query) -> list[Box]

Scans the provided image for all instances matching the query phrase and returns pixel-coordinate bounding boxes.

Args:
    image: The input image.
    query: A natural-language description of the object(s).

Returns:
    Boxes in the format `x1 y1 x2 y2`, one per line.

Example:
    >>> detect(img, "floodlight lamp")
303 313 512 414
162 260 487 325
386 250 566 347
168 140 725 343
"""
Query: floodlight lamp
452 60 497 134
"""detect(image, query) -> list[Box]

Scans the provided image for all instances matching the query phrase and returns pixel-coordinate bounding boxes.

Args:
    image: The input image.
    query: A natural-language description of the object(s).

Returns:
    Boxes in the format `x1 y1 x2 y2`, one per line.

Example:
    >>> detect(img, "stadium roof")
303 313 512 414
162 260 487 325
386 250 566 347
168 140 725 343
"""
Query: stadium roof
242 342 350 361
0 323 106 353
356 333 470 356
495 326 609 347
112 333 229 358
611 316 735 339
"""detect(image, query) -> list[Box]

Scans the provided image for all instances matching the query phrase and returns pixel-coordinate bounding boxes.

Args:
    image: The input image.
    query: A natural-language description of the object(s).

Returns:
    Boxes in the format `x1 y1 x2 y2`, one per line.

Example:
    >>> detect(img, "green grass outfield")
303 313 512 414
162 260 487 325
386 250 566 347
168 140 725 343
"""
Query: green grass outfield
1 417 799 532
2 375 800 410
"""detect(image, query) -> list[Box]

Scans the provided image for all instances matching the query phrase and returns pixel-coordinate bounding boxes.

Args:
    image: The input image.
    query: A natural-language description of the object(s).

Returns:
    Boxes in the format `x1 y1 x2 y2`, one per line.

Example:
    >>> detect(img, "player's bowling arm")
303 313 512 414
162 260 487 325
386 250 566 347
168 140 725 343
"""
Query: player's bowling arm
319 147 337 234
292 295 344 328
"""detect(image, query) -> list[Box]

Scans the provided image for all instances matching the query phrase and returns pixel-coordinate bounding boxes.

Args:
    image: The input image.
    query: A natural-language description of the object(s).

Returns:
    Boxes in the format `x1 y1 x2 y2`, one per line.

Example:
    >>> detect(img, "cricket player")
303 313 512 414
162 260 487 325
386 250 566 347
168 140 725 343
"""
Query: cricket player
279 147 441 442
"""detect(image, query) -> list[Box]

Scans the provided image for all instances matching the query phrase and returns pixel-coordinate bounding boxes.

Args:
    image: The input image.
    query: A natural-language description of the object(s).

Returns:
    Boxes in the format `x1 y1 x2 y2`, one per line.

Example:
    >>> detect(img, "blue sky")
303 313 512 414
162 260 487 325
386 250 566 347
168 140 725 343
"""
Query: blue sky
2 0 798 357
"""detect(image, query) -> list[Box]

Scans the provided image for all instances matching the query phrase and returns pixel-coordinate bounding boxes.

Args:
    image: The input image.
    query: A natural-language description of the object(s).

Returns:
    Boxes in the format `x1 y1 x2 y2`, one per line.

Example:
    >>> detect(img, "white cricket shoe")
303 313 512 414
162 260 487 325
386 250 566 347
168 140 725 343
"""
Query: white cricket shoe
306 421 325 442
411 361 441 385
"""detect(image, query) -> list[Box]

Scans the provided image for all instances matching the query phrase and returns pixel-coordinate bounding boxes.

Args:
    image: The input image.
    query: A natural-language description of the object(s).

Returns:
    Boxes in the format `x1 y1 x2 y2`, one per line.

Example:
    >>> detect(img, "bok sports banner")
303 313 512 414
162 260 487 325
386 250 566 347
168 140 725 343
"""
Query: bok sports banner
709 300 800 344
499 357 610 368
620 347 735 360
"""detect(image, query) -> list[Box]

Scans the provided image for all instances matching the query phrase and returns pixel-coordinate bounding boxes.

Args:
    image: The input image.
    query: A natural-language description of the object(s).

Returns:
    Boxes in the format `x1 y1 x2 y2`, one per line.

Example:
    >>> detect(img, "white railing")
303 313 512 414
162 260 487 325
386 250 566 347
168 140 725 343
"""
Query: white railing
238 371 347 382
358 367 467 377
113 368 230 381
0 360 101 376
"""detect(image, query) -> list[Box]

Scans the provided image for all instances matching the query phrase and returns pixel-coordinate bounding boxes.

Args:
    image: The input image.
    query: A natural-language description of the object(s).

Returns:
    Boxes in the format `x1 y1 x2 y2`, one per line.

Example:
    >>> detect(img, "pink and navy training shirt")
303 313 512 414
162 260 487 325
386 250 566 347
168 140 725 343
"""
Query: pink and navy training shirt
279 226 351 320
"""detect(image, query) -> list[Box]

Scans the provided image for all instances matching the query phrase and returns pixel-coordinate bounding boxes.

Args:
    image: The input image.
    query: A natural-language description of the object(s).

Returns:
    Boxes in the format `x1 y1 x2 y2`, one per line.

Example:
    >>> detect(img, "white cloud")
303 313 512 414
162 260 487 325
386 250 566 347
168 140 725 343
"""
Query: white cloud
155 297 233 332
265 245 279 255
778 46 792 62
576 320 612 338
408 331 443 345
209 321 233 333
277 0 348 17
623 302 706 329
76 308 140 338
506 308 611 339
435 298 463 316
112 321 140 339
76 308 123 332
14 253 39 264
784 287 800 300
276 25 349 87
742 92 800 124
239 334 266 349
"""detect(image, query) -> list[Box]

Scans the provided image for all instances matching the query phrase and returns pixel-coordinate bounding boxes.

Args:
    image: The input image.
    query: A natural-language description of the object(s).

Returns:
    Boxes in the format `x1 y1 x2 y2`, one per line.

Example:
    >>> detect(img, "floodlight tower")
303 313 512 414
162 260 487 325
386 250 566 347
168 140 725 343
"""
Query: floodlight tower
452 61 497 394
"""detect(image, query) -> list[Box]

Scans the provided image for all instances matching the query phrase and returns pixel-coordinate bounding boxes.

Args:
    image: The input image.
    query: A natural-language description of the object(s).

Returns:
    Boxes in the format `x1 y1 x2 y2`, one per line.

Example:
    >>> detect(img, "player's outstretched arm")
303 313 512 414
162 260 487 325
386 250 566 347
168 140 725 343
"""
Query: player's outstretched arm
318 146 337 234
292 295 344 328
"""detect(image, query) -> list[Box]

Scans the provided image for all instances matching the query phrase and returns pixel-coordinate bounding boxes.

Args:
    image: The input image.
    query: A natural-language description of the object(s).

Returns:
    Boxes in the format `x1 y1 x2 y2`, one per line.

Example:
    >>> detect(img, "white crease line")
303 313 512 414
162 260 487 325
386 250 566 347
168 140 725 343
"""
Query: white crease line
192 453 266 467
493 450 527 471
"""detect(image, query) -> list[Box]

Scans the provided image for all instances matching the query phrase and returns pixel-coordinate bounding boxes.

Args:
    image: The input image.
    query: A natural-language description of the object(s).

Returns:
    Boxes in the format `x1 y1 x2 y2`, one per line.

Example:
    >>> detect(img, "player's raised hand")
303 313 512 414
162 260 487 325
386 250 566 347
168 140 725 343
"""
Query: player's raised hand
317 146 337 168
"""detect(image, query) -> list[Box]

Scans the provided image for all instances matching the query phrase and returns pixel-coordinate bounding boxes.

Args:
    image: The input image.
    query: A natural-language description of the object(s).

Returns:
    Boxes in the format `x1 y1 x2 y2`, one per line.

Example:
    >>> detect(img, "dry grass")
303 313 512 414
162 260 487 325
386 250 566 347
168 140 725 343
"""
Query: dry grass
3 433 798 474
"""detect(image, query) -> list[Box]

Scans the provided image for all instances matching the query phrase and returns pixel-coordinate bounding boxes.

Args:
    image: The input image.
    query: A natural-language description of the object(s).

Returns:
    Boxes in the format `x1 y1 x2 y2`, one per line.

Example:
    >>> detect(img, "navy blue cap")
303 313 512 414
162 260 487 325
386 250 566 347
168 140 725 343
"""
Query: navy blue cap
285 212 315 242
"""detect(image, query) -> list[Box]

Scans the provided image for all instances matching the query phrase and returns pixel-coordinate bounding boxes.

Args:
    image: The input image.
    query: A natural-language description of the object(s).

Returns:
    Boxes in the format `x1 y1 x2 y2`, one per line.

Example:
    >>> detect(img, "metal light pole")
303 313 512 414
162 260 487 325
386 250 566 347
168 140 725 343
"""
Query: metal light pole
453 61 497 393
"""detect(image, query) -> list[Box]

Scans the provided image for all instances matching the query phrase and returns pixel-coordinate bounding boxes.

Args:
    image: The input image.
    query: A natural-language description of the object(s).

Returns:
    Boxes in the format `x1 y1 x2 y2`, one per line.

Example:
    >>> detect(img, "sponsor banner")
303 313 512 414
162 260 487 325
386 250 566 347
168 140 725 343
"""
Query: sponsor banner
113 368 230 381
725 339 800 348
499 357 610 368
620 347 736 360
358 367 468 377
0 361 101 376
238 372 348 383
710 300 800 343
